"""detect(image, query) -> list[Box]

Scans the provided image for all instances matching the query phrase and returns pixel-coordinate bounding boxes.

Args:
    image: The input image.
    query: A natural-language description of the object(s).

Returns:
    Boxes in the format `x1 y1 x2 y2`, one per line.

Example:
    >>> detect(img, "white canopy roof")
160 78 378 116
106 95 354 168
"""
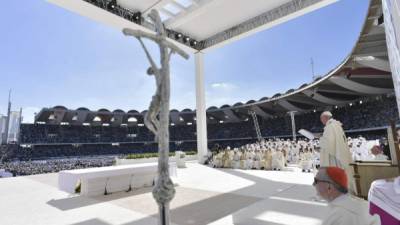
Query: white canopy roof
48 0 337 52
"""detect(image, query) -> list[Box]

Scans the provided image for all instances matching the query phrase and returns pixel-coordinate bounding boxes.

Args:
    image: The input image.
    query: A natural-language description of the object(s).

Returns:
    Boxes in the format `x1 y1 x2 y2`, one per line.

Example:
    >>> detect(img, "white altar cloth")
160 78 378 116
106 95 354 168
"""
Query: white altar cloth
58 162 177 195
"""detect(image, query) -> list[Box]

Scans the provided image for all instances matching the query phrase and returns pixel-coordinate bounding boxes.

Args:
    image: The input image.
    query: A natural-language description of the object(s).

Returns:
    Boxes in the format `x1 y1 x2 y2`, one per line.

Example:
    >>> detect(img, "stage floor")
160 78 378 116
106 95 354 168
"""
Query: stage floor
0 162 329 225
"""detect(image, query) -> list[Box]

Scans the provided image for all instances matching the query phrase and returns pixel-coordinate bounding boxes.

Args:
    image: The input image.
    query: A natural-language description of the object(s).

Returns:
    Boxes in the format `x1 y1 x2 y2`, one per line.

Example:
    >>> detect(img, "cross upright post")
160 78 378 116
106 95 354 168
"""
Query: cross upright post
122 10 189 225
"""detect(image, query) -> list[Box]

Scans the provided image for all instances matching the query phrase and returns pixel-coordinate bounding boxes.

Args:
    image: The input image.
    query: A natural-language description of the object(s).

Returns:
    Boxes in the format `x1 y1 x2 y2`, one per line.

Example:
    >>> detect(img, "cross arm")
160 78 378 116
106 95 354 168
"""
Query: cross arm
122 28 190 60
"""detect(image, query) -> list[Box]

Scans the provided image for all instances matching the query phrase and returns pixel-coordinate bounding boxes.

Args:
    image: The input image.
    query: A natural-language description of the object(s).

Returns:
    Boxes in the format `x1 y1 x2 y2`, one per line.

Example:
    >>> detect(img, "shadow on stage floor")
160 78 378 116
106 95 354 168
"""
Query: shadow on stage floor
70 218 111 225
47 186 155 211
61 167 327 225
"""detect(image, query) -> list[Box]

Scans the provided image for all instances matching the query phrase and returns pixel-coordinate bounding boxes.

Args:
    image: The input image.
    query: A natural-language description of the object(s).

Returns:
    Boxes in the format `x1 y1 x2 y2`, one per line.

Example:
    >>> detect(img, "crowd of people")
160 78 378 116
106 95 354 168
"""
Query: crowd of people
7 142 199 161
0 95 395 162
0 94 397 178
208 135 392 173
19 95 397 145
2 133 392 177
349 136 391 161
0 156 114 176
210 139 319 172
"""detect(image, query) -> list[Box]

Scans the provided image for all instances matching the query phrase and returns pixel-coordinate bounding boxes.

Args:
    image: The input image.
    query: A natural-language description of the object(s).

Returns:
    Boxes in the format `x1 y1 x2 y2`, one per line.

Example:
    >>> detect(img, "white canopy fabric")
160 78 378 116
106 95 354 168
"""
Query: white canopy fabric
48 0 337 52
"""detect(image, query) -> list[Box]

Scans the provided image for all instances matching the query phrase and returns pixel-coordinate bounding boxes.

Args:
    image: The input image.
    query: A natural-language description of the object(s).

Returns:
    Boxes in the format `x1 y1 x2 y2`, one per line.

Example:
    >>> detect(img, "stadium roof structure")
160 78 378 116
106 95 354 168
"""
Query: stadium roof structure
37 0 392 126
48 0 338 52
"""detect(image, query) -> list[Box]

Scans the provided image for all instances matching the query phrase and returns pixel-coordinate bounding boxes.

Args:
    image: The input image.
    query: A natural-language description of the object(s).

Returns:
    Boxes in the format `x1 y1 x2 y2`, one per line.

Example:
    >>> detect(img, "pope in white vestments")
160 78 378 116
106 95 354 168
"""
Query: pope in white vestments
319 111 355 193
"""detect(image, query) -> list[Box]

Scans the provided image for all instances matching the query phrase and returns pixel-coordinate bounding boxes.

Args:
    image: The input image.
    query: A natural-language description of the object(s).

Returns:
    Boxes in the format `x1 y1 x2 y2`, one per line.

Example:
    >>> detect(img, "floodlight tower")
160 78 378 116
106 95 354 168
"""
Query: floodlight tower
249 110 263 142
288 111 297 141
311 58 316 81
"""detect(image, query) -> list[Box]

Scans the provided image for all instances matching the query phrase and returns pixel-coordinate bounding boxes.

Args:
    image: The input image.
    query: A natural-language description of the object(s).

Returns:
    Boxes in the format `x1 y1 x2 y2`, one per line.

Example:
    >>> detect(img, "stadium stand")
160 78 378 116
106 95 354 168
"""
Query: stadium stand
9 94 396 161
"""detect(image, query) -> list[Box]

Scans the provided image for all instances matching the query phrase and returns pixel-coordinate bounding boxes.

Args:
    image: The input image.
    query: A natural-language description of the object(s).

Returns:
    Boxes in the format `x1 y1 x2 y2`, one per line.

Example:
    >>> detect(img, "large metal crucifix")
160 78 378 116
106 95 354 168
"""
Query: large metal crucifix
122 9 189 225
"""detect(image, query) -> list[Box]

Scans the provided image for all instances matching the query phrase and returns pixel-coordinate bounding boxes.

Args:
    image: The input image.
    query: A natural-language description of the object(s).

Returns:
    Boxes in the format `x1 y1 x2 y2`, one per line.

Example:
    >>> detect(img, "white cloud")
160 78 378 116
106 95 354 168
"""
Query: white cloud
21 107 41 124
210 82 237 90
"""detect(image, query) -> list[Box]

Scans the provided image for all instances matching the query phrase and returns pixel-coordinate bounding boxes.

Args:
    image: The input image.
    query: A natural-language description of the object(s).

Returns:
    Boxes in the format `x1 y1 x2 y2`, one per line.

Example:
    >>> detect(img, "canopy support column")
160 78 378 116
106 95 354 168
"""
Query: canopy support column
195 52 208 163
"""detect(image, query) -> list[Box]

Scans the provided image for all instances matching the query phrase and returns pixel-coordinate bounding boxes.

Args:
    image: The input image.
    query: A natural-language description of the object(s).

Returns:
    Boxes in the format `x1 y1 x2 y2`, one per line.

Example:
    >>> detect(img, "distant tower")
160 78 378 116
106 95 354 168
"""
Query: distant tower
311 58 316 81
2 90 11 145
17 107 23 144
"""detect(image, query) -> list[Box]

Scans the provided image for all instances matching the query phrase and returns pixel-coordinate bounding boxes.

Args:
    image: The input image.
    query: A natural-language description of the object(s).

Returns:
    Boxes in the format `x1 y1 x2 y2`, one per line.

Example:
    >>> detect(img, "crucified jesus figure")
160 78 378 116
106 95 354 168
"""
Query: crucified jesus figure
122 9 189 225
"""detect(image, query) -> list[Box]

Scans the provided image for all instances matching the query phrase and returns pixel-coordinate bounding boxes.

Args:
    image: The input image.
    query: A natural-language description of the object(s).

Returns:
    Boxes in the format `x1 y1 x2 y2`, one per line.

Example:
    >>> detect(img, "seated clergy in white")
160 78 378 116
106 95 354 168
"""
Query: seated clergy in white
271 149 285 170
212 152 223 168
312 149 320 168
313 167 381 225
246 150 254 169
369 145 389 161
261 149 272 170
300 148 313 172
352 141 369 161
240 149 248 169
222 149 231 168
232 149 240 169
253 150 262 169
287 146 297 163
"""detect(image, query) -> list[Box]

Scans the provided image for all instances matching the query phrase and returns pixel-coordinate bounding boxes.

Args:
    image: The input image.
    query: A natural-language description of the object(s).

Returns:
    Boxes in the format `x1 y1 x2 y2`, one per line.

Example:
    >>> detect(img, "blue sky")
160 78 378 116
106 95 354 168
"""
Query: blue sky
0 0 370 123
